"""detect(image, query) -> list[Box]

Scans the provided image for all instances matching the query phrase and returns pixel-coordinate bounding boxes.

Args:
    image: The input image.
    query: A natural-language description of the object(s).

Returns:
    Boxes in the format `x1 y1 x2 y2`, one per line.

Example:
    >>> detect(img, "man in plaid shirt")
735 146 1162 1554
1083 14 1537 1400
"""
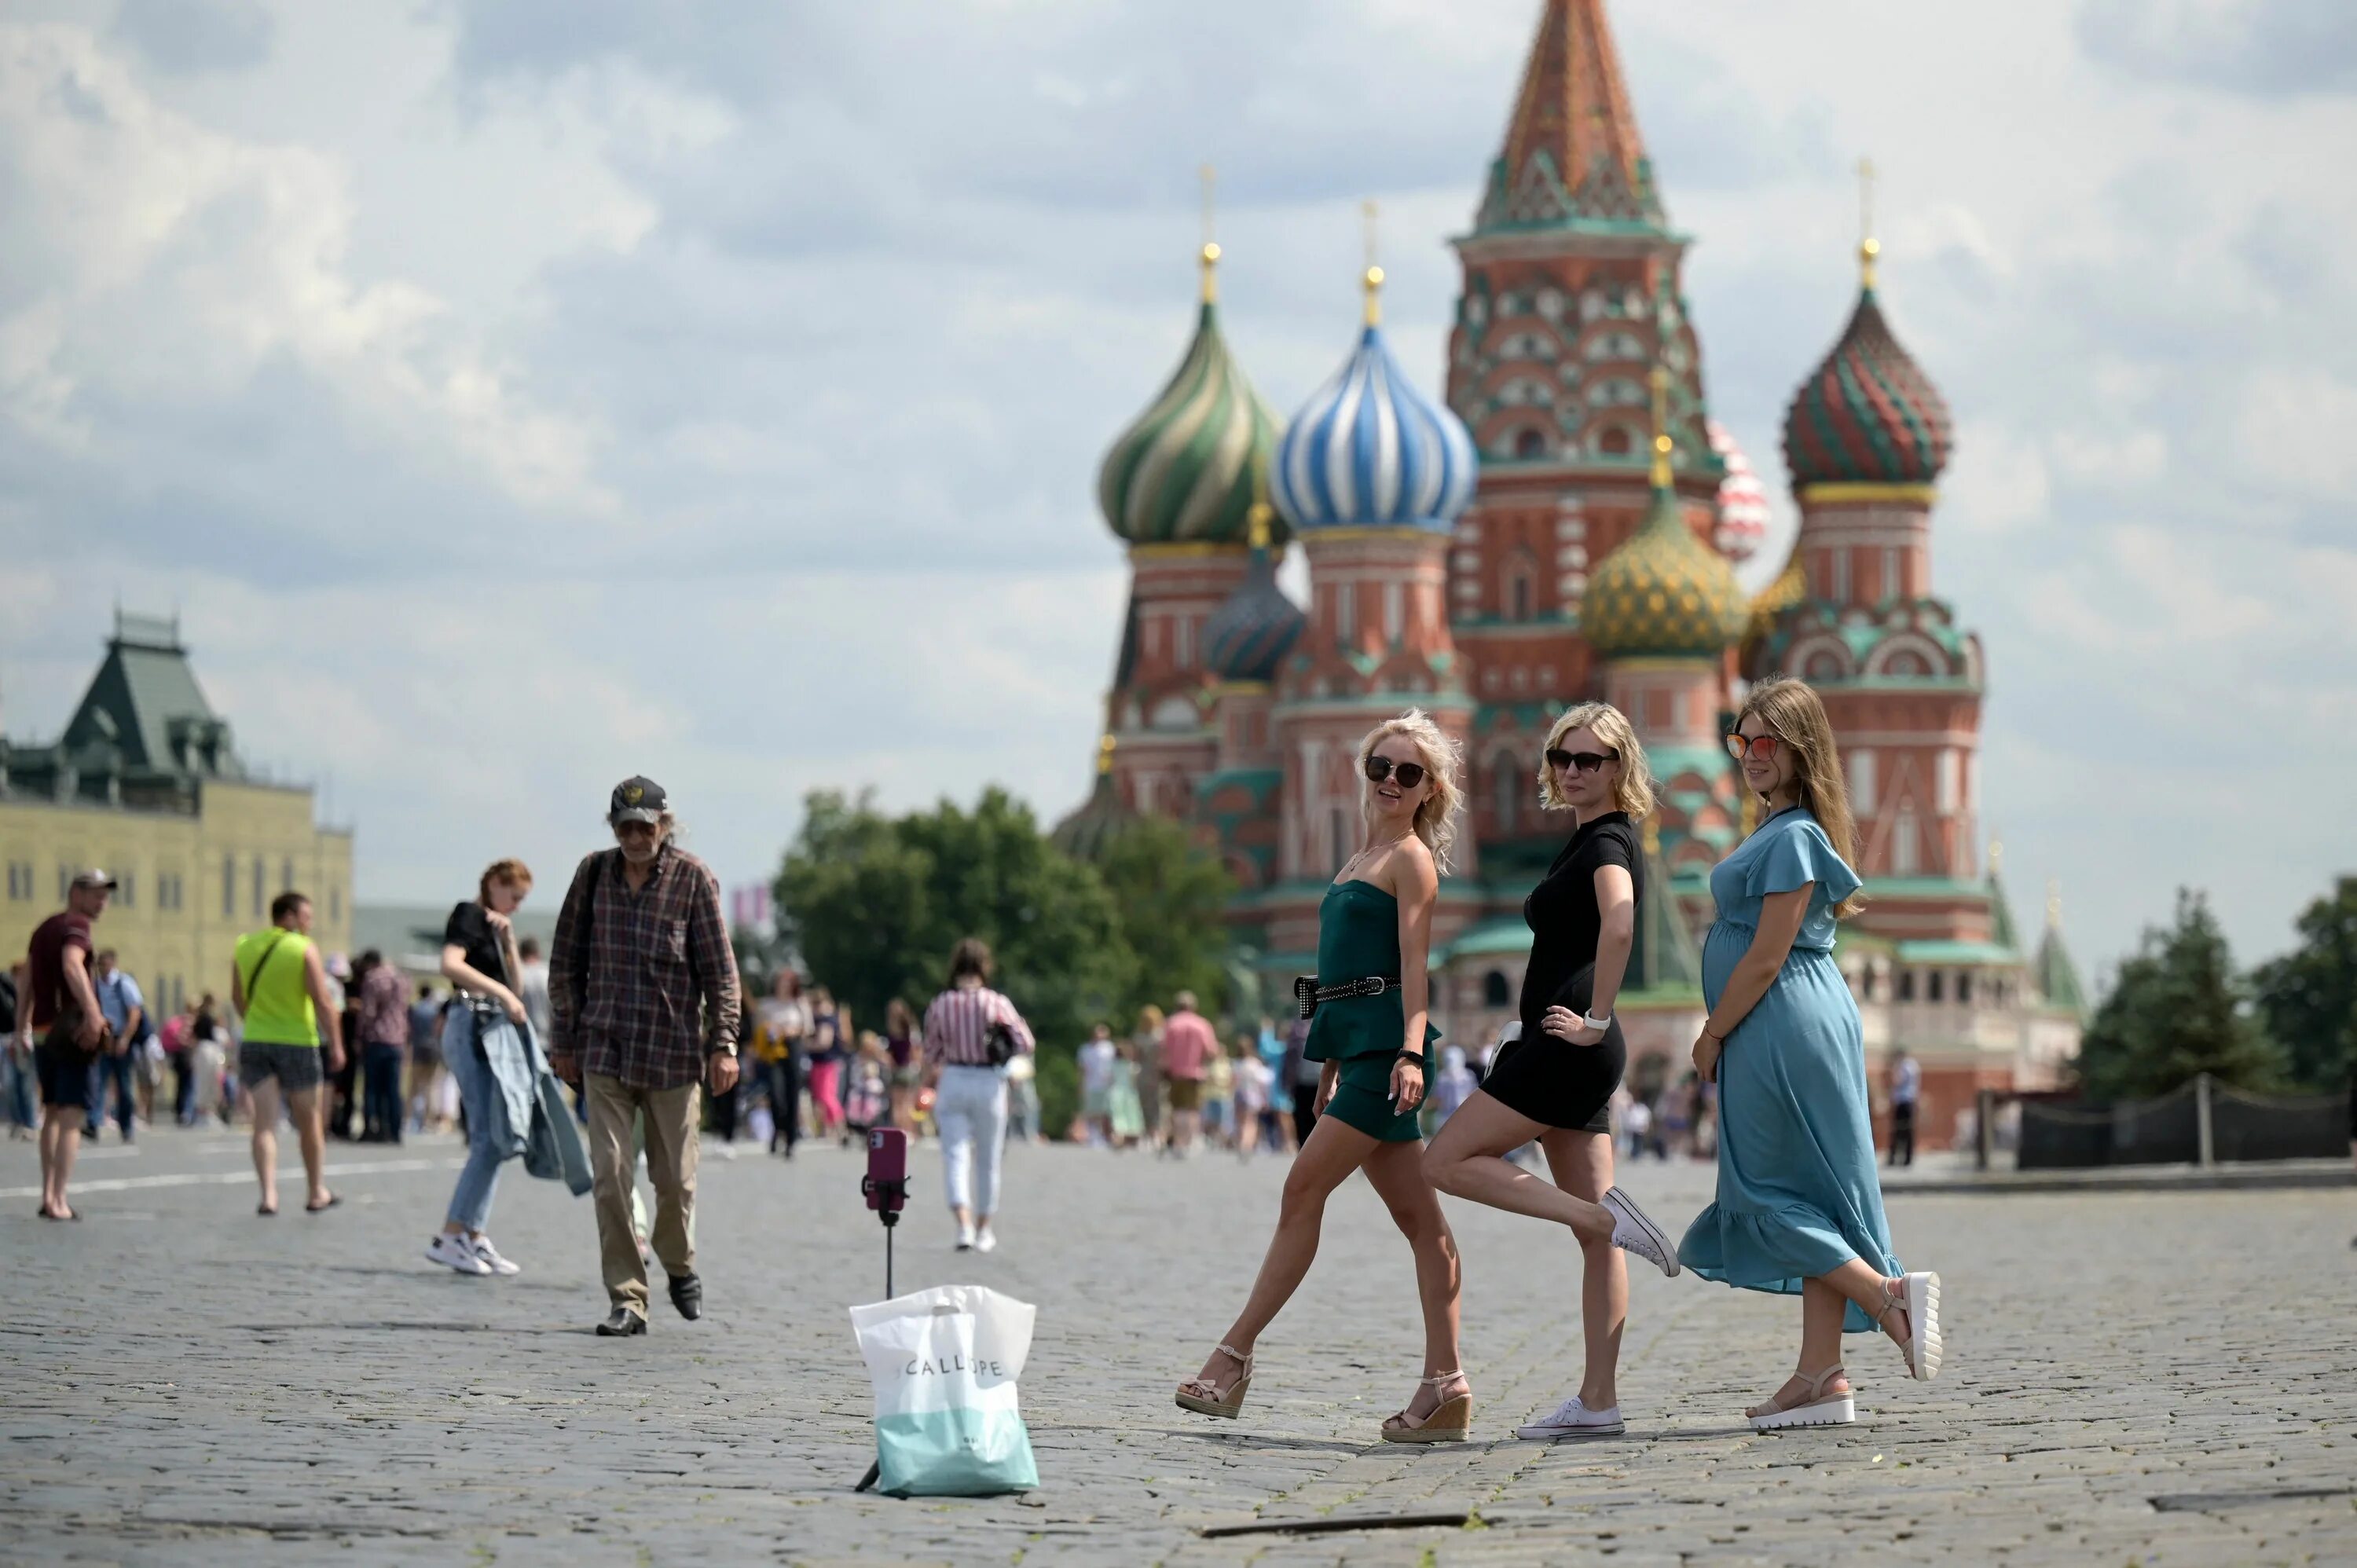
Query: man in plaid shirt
548 775 742 1337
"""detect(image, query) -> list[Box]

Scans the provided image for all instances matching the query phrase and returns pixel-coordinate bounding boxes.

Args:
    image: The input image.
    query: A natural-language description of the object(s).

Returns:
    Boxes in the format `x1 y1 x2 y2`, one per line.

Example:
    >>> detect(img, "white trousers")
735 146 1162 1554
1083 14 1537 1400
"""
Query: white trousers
934 1064 1009 1217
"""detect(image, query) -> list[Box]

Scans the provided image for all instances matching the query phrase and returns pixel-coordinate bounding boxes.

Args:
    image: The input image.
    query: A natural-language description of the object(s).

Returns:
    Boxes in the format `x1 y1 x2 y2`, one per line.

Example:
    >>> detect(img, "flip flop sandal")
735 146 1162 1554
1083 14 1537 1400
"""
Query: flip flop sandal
306 1194 342 1213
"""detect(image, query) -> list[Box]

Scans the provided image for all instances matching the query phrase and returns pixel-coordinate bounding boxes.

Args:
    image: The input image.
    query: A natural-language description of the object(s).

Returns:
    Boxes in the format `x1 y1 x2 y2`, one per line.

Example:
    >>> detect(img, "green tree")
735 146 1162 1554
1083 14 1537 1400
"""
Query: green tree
774 786 1137 1137
1091 814 1238 1024
2251 875 2357 1090
2074 888 2286 1101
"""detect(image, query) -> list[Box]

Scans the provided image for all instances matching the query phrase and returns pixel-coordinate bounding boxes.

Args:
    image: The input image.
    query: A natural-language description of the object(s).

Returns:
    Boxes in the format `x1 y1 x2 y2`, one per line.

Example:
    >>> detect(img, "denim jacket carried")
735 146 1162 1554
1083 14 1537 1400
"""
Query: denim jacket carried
466 1002 592 1196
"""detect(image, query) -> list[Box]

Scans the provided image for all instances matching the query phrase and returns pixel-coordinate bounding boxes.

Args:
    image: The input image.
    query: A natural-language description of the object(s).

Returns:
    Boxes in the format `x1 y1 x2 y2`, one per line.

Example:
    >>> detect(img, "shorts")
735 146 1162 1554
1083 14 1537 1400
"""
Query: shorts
1318 1051 1422 1143
239 1042 324 1092
1164 1076 1204 1112
35 1036 95 1111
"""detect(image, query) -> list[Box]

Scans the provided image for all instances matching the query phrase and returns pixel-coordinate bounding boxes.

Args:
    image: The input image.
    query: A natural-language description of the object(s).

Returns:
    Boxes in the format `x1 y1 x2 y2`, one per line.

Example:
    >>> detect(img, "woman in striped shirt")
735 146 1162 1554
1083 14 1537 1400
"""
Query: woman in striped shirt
919 938 1035 1253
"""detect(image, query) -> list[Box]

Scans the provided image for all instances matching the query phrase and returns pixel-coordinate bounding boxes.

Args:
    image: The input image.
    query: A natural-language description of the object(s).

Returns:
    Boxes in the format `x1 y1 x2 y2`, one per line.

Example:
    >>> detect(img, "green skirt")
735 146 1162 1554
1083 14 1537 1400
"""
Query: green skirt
1319 1050 1422 1143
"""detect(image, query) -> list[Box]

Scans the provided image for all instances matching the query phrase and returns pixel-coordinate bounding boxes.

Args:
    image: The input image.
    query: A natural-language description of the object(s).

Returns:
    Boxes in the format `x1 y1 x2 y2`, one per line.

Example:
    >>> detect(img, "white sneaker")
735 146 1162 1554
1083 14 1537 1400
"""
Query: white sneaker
471 1235 522 1277
955 1222 976 1251
427 1233 492 1277
973 1229 997 1255
1515 1394 1626 1440
1602 1187 1680 1277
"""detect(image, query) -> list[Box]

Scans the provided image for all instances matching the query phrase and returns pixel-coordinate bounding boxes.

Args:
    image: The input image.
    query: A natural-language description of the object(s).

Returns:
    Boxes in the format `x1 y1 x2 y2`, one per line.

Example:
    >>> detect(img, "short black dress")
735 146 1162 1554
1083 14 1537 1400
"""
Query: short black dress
1483 811 1642 1134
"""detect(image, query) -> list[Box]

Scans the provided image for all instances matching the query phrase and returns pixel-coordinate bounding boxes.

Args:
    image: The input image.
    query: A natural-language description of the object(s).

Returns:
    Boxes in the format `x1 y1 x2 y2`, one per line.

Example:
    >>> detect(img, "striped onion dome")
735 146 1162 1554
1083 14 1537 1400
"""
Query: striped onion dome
1203 507 1305 683
1707 419 1771 562
1582 478 1749 659
1270 315 1478 533
1782 275 1952 489
1098 298 1287 548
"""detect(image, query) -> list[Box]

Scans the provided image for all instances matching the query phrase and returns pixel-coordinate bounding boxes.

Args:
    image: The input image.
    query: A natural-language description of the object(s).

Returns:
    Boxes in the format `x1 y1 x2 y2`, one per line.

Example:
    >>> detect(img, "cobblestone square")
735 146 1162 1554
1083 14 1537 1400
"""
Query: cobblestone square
2 1129 2352 1565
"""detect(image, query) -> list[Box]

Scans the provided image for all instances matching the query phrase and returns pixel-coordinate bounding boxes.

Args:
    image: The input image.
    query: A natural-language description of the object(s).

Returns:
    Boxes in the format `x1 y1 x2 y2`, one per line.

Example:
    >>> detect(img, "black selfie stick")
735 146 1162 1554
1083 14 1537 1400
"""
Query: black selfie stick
853 1172 905 1495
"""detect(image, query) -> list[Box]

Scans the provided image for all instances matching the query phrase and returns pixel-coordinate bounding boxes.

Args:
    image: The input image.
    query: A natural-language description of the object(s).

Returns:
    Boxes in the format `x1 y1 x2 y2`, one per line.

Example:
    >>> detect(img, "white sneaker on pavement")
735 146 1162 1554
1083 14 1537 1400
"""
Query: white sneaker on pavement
955 1222 977 1251
973 1229 997 1254
427 1233 493 1277
471 1235 522 1277
1515 1394 1626 1440
1601 1187 1680 1277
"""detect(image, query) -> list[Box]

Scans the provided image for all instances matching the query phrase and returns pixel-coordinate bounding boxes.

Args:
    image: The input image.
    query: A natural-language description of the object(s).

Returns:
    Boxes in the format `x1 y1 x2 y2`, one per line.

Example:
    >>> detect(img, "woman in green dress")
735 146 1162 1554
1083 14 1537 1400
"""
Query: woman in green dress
1177 711 1474 1443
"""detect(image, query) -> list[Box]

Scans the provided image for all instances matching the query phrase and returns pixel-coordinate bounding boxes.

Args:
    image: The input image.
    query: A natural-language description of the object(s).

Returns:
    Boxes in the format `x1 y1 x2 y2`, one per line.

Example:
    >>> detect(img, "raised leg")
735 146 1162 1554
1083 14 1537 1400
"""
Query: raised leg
1421 1092 1614 1241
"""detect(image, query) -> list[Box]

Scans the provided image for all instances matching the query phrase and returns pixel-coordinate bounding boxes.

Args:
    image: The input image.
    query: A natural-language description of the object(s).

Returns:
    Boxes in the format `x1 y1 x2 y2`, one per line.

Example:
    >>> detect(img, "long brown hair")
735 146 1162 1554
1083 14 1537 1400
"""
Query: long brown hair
1737 676 1865 919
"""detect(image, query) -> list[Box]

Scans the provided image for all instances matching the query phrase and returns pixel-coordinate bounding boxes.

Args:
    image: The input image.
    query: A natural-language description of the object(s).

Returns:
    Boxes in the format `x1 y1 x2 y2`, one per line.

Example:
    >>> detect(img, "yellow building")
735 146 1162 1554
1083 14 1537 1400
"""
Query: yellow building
1 614 352 1017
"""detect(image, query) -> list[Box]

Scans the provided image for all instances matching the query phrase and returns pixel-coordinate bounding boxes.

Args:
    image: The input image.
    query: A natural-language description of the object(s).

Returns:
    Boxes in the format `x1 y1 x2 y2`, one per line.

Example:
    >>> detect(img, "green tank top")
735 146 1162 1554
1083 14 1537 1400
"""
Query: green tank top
235 928 317 1046
1304 880 1441 1064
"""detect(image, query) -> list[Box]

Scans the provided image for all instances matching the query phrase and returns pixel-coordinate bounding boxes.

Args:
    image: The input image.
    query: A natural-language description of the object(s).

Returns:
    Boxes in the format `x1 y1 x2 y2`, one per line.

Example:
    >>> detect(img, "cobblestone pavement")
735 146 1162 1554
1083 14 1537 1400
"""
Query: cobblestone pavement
2 1123 2352 1566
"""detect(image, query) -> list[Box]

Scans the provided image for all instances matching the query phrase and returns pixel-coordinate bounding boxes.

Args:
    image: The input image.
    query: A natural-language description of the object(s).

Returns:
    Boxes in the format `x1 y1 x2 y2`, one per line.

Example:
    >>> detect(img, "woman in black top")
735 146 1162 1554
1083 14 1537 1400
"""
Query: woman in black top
1424 702 1682 1441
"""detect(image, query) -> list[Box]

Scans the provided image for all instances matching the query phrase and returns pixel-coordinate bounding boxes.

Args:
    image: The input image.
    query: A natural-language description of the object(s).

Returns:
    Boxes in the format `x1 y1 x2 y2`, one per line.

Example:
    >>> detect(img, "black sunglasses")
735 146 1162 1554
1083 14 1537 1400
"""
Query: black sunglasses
1363 755 1428 789
1545 747 1618 775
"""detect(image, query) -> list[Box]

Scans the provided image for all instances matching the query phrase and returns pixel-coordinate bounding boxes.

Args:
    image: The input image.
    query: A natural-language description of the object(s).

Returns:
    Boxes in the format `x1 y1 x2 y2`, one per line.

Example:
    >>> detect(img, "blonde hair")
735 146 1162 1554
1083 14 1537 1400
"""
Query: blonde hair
1536 702 1655 819
1738 676 1866 919
478 858 533 903
1355 709 1467 874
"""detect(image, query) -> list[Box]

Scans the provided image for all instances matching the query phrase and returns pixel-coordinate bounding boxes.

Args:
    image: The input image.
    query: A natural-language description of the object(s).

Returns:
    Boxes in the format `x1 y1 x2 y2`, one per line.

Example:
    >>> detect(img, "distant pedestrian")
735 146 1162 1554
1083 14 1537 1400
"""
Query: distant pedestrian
231 890 347 1216
13 870 116 1218
1281 1016 1318 1149
1428 1045 1476 1127
919 937 1035 1253
750 970 809 1157
1 967 34 1140
354 951 411 1145
1623 1097 1654 1160
1160 993 1217 1155
1886 1048 1919 1167
548 777 742 1337
1107 1039 1145 1148
516 936 553 1043
805 989 847 1141
407 984 446 1133
1132 1006 1167 1152
885 997 922 1135
189 993 227 1126
1233 1038 1272 1162
845 1031 891 1134
86 949 144 1142
1078 1023 1117 1147
1004 1046 1042 1145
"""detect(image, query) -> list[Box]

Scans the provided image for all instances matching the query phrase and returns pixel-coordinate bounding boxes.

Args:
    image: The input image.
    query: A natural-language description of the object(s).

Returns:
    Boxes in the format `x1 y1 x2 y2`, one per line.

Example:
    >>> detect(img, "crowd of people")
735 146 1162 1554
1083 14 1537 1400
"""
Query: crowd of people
13 677 1952 1438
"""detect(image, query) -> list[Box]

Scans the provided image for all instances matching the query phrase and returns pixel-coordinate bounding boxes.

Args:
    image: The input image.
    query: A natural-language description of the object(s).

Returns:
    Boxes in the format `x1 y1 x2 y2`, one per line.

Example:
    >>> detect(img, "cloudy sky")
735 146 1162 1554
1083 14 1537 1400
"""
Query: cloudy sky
2 0 2352 984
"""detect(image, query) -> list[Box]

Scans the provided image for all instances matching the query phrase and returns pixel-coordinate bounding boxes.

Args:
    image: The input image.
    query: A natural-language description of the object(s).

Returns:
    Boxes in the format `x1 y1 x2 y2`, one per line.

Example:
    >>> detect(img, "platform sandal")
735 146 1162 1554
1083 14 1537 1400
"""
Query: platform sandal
1176 1344 1253 1419
1380 1369 1472 1444
1747 1364 1854 1431
1871 1271 1944 1381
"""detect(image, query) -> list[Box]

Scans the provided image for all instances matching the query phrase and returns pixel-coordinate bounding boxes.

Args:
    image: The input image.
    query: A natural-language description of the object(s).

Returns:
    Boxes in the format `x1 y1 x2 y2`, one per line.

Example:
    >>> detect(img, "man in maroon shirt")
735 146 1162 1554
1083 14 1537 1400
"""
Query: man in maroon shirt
9 870 115 1220
1160 991 1219 1156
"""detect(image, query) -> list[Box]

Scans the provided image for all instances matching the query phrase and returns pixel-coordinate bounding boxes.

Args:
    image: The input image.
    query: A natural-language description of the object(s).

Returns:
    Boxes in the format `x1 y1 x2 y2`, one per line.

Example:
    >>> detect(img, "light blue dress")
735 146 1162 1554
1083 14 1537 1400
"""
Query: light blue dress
1677 808 1900 1332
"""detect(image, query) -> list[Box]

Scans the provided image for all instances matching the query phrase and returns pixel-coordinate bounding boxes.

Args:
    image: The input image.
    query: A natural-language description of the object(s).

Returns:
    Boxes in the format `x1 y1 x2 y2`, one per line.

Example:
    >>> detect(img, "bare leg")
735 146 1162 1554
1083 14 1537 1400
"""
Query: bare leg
1189 1115 1375 1387
250 1079 283 1212
1761 1260 1907 1409
40 1107 82 1214
1360 1139 1467 1422
1422 1093 1615 1241
1539 1127 1626 1411
284 1085 329 1207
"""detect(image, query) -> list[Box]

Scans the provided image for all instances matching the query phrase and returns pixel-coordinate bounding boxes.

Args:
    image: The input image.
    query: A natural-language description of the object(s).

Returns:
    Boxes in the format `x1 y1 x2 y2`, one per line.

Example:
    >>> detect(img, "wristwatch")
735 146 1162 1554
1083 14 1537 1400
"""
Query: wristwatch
1582 1009 1613 1031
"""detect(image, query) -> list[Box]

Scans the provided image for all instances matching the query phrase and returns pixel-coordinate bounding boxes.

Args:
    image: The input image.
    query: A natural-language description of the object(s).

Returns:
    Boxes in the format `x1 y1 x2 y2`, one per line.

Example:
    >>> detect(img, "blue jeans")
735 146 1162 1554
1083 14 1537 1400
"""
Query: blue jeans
362 1044 405 1143
2 1049 35 1131
86 1050 137 1136
442 1009 508 1232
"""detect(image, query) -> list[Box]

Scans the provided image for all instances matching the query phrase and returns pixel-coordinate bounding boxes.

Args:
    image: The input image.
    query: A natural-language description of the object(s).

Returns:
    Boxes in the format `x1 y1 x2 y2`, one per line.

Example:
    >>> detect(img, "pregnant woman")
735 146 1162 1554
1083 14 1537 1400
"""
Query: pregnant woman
1177 711 1473 1444
1423 702 1683 1442
1680 676 1945 1429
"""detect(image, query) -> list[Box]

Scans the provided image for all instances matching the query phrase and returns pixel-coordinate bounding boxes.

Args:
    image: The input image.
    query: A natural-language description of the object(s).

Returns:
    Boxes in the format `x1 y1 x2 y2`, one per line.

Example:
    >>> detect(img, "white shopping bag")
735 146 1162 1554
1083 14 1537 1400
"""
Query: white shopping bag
849 1285 1039 1497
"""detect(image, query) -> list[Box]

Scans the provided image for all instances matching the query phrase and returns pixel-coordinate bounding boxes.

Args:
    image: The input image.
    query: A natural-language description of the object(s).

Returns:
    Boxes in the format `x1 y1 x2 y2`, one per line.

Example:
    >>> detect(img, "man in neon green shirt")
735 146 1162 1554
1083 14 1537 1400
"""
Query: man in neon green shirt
231 891 346 1215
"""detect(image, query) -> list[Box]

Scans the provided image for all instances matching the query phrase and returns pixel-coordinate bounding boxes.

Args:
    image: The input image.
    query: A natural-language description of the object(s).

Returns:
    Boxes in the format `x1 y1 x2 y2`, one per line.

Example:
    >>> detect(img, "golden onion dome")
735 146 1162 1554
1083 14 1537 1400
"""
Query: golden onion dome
1582 372 1749 659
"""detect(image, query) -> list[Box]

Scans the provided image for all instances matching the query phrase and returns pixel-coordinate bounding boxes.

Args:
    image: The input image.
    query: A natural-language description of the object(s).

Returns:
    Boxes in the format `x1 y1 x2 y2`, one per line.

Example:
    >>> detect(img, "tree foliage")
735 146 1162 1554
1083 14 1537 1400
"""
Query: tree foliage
2251 874 2357 1090
772 788 1233 1136
2074 888 2286 1101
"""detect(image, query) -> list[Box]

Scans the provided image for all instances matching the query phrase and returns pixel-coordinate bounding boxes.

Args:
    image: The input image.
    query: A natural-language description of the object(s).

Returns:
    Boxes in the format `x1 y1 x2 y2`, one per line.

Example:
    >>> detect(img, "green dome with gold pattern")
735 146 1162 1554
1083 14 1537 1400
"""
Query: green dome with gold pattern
1582 479 1749 659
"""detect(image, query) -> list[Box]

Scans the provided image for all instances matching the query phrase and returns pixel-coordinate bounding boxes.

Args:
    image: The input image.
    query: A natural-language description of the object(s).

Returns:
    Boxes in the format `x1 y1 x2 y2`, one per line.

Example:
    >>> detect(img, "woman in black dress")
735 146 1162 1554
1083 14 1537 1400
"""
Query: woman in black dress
1424 702 1681 1441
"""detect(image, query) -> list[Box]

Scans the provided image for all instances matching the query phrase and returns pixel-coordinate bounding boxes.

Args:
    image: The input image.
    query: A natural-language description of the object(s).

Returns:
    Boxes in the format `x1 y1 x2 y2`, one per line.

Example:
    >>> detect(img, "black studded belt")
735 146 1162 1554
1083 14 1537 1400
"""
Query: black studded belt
1293 975 1402 1019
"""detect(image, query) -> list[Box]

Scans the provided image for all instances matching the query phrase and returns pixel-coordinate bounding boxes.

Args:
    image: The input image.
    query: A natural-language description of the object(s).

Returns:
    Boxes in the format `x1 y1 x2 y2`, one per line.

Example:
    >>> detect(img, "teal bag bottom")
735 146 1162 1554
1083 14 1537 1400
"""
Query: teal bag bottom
876 1408 1039 1497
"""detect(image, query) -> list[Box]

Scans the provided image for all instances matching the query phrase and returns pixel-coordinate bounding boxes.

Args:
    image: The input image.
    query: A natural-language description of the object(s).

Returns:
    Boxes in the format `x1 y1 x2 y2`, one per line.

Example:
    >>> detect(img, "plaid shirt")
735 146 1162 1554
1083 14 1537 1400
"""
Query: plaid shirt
356 965 411 1046
548 844 742 1090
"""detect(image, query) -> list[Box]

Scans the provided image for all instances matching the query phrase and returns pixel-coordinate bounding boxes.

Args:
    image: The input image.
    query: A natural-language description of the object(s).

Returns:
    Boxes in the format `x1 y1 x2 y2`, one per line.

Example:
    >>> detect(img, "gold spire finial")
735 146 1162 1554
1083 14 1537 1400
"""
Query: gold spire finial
1648 365 1673 487
2045 877 2062 929
1096 734 1117 775
1857 156 1879 291
1988 835 2003 877
1200 163 1220 304
1361 199 1384 327
1245 443 1274 549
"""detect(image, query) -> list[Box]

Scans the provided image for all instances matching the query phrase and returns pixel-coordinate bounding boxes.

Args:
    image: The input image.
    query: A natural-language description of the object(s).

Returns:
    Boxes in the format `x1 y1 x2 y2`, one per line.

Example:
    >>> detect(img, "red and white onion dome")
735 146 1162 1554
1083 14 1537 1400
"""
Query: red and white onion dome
1707 419 1769 562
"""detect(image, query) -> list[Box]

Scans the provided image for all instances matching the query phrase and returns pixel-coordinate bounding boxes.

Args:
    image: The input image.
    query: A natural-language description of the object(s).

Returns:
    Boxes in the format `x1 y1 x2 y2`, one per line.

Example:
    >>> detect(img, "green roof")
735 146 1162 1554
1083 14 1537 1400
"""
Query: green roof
58 614 242 781
1893 940 2022 966
2036 924 2088 1020
1437 918 1531 963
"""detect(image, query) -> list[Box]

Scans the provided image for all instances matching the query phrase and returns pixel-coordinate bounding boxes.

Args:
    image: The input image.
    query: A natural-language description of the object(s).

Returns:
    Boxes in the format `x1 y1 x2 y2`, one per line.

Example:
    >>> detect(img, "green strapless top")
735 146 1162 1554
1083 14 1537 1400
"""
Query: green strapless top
1305 880 1442 1064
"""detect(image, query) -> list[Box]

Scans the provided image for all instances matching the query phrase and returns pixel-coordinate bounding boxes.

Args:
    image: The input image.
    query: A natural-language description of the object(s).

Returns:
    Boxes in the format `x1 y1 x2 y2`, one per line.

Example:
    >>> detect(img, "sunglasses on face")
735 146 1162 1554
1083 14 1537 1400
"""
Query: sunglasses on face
1726 732 1782 763
1545 748 1618 775
1363 755 1428 789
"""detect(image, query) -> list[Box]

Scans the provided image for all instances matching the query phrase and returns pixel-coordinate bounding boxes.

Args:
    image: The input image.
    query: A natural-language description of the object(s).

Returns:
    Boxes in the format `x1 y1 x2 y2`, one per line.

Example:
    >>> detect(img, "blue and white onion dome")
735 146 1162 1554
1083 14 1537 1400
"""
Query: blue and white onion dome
1270 266 1479 533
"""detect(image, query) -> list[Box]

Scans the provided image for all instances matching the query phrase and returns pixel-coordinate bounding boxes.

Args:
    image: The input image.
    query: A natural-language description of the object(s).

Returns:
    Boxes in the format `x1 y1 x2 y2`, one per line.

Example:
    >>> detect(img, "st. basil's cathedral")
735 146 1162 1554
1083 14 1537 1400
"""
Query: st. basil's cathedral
1054 0 2085 1149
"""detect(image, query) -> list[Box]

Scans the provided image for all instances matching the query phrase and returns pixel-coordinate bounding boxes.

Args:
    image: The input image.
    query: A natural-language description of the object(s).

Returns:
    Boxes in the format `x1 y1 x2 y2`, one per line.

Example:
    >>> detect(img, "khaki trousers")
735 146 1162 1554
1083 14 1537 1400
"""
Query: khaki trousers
585 1073 700 1318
